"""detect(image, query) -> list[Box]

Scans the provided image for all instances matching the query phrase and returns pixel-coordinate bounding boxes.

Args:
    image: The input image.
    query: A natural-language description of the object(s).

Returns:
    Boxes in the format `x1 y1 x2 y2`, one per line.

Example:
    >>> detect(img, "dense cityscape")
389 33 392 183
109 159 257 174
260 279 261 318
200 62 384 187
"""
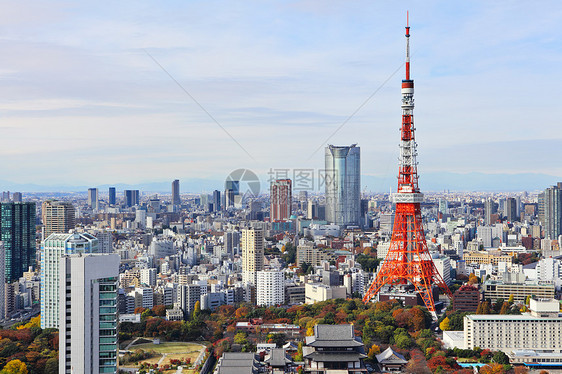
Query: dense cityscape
1 2 561 374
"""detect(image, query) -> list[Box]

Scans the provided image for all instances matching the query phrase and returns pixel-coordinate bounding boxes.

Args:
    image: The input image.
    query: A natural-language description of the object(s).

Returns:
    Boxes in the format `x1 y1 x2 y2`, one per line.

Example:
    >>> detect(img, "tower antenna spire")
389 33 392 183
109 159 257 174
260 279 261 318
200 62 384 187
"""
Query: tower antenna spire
405 11 410 80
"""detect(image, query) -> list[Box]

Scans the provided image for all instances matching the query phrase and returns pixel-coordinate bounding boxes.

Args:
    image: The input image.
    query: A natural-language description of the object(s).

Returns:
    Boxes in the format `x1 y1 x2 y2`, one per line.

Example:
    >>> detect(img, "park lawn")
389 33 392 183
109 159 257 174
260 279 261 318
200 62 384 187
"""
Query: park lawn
457 358 479 363
132 342 204 354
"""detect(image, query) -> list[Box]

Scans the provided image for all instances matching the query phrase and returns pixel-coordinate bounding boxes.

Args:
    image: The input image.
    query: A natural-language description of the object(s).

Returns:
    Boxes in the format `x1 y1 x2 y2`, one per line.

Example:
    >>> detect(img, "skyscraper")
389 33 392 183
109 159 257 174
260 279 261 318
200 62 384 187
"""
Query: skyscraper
88 188 99 210
108 187 116 206
0 242 5 319
172 180 181 206
213 190 221 212
270 179 292 222
505 197 517 222
325 144 361 227
41 232 99 329
241 227 264 284
225 180 239 208
223 231 240 256
41 200 75 239
484 198 497 226
0 202 36 283
124 189 140 207
539 183 562 240
59 253 119 374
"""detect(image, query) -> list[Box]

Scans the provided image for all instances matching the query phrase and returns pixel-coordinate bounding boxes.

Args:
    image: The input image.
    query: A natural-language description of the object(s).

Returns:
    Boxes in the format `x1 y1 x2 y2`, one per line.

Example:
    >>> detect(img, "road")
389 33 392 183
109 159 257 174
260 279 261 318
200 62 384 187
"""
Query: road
2 305 40 328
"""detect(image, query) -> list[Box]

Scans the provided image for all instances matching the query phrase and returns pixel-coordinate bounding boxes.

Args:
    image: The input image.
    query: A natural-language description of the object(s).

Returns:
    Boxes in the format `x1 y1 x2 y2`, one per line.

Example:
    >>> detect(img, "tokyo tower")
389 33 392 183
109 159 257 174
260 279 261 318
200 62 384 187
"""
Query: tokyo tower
363 16 453 317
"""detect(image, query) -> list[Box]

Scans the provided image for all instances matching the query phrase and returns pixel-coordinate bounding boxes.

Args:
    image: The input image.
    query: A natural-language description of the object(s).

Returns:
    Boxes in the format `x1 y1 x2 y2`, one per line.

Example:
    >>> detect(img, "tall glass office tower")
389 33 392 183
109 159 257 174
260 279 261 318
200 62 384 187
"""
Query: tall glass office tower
539 183 562 240
324 144 361 227
0 202 36 283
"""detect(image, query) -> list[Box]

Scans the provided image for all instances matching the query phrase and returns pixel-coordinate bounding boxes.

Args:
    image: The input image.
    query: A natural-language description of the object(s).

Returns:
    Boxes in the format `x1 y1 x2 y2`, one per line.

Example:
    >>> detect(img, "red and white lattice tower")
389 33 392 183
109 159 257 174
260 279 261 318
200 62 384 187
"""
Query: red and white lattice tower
363 15 453 317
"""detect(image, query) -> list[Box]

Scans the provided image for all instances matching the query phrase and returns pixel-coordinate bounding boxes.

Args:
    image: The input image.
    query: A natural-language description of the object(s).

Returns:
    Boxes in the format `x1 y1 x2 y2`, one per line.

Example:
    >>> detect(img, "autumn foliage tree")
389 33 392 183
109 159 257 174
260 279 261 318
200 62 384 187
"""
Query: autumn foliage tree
479 363 506 374
439 317 450 331
367 345 380 360
152 305 167 317
0 359 28 374
405 349 431 374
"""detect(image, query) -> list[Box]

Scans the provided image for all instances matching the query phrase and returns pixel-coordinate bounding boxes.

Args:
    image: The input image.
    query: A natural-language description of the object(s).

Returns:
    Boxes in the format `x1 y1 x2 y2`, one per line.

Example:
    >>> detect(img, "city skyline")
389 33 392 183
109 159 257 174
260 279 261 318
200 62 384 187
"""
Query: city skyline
1 1 561 190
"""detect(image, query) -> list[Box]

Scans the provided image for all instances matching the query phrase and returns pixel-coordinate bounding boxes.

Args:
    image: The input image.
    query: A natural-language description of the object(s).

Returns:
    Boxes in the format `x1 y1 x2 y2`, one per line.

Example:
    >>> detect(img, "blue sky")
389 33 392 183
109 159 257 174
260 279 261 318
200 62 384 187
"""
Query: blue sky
1 1 561 191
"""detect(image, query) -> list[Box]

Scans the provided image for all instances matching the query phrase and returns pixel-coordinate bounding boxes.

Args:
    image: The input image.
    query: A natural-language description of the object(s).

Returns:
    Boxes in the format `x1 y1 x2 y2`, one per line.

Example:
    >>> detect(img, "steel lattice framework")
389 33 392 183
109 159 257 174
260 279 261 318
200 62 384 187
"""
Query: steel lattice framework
363 17 453 316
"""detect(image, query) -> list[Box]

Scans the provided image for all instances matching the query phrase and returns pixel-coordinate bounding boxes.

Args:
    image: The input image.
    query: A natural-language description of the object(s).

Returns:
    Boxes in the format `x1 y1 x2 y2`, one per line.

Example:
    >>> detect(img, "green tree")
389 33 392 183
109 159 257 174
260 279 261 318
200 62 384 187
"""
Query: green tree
492 351 509 365
44 358 58 374
1 359 28 374
294 342 303 361
300 262 313 275
395 334 413 349
281 243 296 264
448 312 469 330
356 254 380 272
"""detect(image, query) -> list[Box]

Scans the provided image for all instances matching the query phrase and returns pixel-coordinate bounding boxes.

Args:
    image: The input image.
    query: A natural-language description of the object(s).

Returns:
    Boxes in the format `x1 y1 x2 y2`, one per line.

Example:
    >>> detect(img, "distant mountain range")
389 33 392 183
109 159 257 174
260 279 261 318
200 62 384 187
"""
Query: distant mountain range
0 172 560 194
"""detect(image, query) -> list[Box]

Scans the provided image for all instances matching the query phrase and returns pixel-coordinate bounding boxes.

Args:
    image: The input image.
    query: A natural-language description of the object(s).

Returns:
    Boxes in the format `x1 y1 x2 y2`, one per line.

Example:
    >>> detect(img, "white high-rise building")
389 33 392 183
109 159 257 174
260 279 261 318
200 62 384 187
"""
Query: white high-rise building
41 233 99 329
256 271 285 307
59 253 119 374
140 268 156 287
135 209 147 228
432 254 452 286
535 257 562 289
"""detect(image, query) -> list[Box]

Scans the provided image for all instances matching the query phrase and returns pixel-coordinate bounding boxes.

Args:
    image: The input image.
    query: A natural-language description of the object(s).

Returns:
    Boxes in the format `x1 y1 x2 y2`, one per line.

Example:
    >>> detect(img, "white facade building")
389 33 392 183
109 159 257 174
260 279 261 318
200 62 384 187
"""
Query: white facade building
256 271 285 306
464 299 562 354
535 257 562 289
140 268 156 287
432 254 452 286
41 232 99 329
150 238 175 258
59 253 119 374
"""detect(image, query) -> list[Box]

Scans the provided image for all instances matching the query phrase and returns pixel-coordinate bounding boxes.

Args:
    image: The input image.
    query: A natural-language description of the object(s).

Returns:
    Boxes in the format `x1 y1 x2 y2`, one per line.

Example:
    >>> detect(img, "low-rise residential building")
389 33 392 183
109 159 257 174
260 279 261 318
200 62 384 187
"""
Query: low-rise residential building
305 283 346 304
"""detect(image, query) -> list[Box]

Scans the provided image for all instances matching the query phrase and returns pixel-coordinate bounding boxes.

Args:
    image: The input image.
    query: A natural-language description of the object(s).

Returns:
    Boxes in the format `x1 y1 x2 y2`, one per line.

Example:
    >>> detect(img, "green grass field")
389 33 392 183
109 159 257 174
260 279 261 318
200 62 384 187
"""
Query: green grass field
131 341 204 354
